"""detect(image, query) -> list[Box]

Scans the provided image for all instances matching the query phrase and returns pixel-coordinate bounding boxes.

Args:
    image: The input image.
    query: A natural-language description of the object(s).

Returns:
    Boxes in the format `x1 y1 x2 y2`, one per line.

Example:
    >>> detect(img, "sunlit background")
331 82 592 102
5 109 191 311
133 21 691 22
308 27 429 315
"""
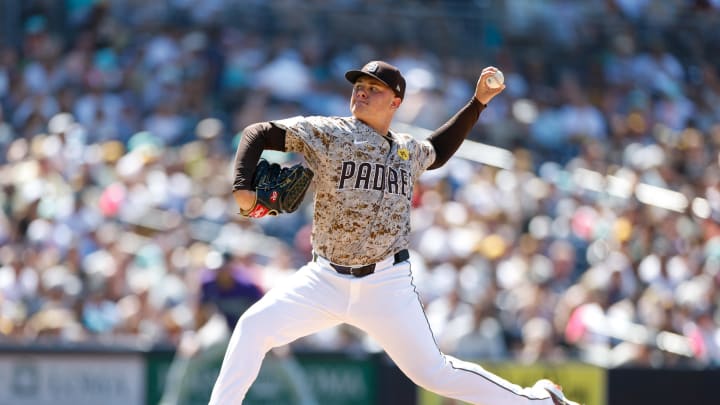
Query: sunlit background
1 1 720 404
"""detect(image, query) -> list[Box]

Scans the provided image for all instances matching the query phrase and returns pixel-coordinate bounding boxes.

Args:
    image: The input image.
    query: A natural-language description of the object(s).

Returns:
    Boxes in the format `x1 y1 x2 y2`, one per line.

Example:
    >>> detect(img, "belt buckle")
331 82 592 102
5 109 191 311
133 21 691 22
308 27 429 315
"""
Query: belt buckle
349 265 364 277
348 264 373 277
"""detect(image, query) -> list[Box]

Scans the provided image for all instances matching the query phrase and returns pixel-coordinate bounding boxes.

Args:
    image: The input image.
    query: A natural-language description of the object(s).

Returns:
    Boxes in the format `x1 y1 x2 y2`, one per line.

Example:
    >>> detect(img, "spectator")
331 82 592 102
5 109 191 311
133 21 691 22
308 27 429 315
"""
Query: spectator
199 251 264 329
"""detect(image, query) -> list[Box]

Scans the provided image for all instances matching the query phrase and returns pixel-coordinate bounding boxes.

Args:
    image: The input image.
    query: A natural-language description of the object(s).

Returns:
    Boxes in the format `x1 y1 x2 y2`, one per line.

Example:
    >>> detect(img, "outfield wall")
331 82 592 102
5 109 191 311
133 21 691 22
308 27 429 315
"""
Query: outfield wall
0 345 717 405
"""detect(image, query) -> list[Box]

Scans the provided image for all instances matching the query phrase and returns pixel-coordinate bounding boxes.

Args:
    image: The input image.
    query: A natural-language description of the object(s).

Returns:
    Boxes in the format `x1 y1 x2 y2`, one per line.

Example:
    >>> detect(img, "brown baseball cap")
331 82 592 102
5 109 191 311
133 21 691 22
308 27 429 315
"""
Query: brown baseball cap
345 60 406 99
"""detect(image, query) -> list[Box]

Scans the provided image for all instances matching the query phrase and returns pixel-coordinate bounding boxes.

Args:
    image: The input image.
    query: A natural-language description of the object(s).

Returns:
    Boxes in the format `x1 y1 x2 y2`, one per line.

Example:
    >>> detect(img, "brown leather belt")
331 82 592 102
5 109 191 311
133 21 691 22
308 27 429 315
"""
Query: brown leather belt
313 249 410 277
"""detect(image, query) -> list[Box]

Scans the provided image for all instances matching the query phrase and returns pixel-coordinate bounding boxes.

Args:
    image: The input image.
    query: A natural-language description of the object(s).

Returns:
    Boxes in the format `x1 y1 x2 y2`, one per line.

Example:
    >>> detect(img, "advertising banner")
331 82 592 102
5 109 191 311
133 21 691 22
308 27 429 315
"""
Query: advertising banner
0 353 145 405
149 345 378 405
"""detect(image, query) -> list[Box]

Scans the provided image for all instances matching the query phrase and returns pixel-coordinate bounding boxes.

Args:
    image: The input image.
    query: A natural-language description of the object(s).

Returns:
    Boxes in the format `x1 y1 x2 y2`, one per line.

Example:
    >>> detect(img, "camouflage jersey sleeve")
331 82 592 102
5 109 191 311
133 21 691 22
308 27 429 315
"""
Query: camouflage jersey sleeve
272 115 435 266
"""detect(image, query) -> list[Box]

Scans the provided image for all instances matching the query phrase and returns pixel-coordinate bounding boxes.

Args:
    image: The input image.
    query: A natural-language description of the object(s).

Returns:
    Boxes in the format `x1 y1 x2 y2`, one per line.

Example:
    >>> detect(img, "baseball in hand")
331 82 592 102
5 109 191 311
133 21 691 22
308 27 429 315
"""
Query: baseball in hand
486 70 504 89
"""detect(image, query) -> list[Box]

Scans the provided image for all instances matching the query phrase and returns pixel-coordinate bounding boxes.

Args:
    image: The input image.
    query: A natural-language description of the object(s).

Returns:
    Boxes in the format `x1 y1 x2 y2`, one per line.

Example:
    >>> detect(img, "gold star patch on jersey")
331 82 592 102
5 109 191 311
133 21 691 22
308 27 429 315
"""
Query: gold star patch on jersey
397 148 409 160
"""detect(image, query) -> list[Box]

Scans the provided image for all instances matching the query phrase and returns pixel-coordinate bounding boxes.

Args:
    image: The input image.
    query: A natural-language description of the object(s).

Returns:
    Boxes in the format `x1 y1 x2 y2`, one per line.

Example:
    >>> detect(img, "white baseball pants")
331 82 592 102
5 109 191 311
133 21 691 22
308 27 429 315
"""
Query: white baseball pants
208 254 555 405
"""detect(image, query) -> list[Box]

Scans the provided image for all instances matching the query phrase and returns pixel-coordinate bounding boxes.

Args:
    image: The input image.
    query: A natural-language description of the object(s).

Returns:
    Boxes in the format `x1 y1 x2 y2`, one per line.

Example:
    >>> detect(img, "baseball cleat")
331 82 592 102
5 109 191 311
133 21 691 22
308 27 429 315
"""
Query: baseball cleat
533 379 581 405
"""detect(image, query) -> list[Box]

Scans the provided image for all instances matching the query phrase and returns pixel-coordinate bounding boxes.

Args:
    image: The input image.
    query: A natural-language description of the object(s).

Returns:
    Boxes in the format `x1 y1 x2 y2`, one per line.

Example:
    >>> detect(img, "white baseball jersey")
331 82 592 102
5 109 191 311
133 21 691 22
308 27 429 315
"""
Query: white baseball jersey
273 115 436 265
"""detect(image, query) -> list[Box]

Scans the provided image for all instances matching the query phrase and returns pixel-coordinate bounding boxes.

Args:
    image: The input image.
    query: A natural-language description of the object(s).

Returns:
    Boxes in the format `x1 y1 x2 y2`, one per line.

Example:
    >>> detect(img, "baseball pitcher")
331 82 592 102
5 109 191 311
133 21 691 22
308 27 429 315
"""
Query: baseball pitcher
211 60 579 405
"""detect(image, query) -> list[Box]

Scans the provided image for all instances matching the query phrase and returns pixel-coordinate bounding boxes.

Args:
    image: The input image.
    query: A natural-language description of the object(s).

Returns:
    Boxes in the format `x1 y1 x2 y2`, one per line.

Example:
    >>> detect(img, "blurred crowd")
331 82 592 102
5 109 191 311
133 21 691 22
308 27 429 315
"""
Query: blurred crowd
1 0 720 370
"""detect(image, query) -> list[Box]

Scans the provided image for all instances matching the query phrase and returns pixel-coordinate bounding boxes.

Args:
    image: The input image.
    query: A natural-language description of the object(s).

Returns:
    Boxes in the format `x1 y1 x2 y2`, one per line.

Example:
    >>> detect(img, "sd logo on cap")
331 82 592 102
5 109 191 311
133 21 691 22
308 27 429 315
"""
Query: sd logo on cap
345 60 406 100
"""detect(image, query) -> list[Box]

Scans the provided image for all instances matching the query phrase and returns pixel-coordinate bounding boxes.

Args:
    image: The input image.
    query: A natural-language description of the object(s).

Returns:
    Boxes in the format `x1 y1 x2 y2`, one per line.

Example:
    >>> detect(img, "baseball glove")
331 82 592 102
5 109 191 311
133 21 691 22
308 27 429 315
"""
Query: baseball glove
241 159 314 218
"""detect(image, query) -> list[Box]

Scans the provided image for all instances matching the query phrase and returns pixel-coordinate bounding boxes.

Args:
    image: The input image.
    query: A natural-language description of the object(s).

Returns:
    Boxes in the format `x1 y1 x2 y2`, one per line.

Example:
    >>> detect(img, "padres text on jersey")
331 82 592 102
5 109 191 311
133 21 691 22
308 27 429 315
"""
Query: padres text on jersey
338 161 410 198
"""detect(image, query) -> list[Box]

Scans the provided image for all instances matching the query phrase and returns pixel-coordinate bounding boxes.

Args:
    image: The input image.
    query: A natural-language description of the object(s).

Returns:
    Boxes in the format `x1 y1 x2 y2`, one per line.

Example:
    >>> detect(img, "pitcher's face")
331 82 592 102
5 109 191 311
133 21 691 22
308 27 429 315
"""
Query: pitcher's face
350 76 400 124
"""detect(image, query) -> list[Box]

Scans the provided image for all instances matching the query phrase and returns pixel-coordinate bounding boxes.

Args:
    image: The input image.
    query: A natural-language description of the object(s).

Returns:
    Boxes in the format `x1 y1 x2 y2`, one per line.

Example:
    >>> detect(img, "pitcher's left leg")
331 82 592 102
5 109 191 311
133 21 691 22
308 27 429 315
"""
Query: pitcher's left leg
209 263 344 404
352 263 554 405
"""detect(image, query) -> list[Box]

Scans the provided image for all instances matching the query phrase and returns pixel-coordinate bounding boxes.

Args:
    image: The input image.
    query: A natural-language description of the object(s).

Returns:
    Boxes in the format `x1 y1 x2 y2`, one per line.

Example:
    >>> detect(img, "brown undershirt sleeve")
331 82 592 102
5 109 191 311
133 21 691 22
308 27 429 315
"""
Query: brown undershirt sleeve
232 122 287 191
426 98 486 170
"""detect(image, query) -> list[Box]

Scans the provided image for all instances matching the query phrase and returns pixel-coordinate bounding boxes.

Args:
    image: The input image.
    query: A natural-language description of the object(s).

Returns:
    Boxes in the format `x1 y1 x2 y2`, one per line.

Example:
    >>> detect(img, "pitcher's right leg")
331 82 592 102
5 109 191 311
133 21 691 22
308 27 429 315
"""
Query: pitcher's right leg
352 262 555 405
